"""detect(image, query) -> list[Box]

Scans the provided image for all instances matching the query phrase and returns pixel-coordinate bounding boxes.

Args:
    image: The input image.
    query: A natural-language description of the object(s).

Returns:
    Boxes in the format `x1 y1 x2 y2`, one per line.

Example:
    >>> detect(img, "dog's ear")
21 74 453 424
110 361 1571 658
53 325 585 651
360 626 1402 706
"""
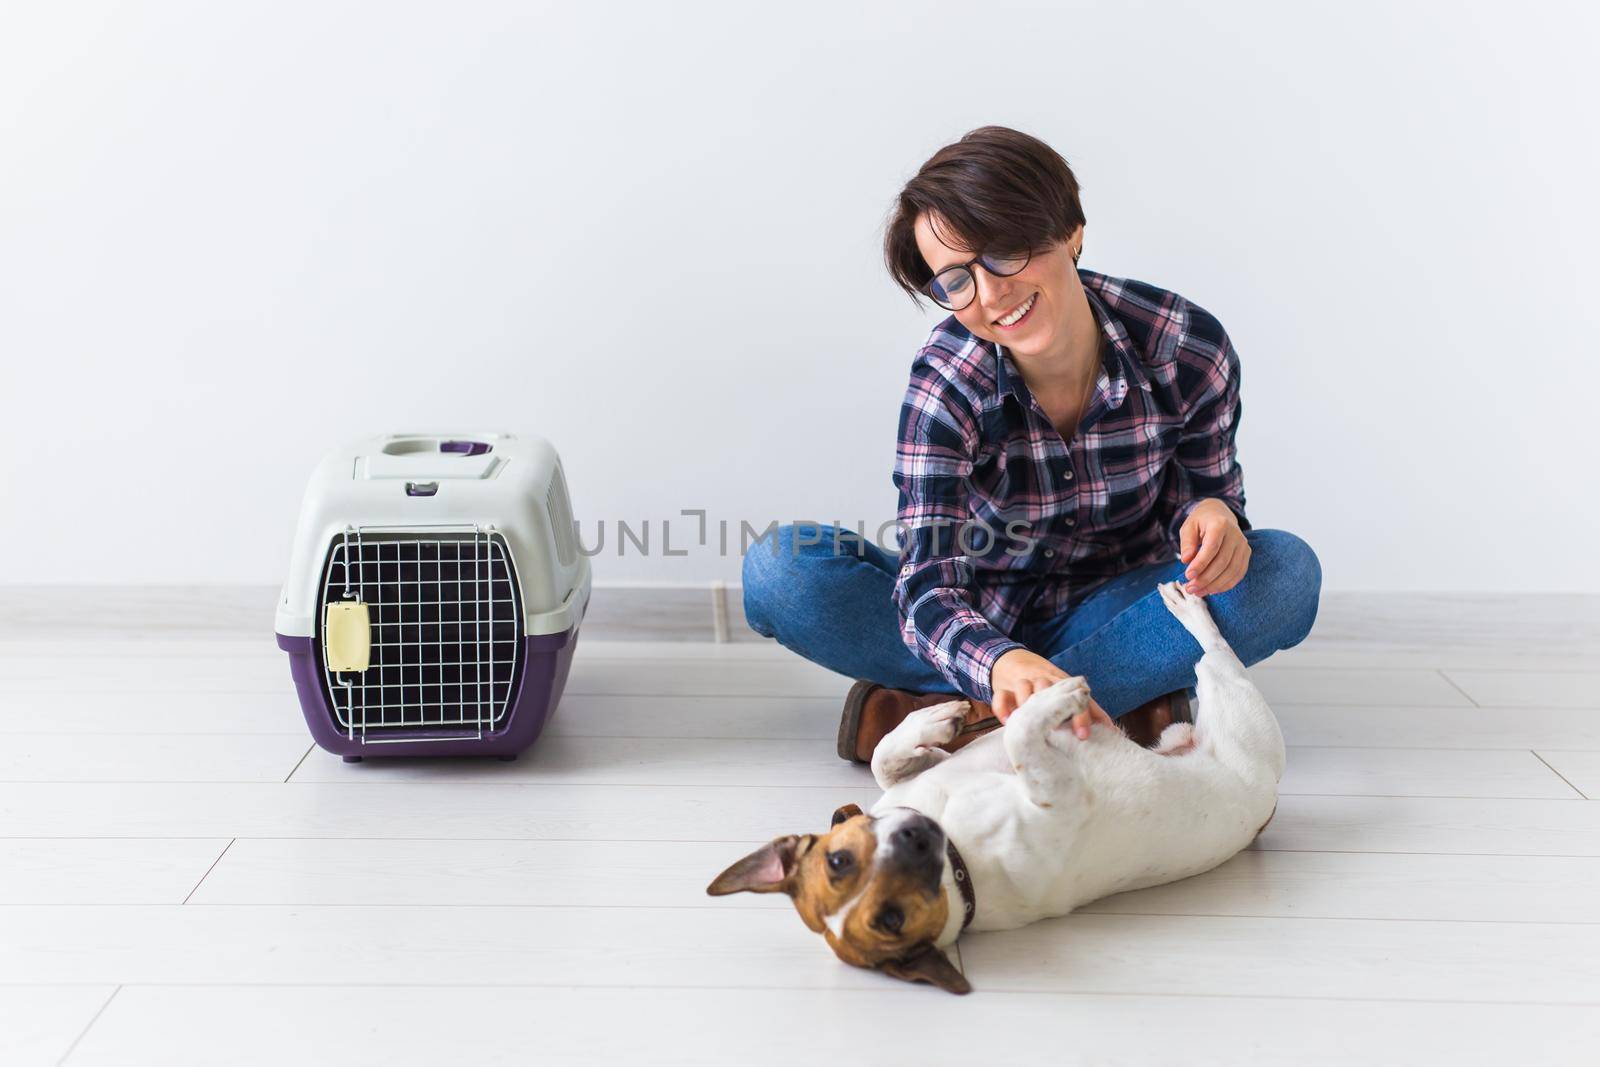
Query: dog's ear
706 835 803 896
877 943 972 995
831 803 864 826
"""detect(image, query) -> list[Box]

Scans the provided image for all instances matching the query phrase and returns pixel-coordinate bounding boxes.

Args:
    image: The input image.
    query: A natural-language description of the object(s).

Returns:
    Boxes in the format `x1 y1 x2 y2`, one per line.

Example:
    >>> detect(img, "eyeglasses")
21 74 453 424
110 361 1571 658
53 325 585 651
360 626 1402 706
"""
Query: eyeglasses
925 249 1032 311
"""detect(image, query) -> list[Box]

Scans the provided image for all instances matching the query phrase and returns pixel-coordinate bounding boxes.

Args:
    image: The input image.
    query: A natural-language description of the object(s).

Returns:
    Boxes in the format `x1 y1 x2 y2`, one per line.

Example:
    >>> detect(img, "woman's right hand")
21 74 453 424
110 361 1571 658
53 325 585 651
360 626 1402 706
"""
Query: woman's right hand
989 648 1113 739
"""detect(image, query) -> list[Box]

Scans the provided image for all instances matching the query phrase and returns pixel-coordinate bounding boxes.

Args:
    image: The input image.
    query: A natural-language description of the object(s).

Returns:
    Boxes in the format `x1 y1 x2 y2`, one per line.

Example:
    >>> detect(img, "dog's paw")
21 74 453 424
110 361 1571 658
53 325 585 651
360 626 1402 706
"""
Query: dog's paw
1152 722 1197 756
1048 674 1091 702
1158 580 1217 629
1157 579 1197 612
898 699 968 749
1014 675 1090 730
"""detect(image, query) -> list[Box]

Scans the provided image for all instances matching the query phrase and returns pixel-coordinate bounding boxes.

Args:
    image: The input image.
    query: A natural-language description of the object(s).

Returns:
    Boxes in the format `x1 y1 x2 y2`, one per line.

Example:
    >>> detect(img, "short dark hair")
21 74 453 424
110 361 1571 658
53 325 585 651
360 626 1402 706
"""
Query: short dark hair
884 126 1086 303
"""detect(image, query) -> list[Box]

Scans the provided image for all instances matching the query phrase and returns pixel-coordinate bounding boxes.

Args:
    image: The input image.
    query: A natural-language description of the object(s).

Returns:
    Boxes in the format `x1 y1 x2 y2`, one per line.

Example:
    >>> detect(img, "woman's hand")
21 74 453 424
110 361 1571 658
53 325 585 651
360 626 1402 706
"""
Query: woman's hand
1179 498 1252 597
989 648 1115 738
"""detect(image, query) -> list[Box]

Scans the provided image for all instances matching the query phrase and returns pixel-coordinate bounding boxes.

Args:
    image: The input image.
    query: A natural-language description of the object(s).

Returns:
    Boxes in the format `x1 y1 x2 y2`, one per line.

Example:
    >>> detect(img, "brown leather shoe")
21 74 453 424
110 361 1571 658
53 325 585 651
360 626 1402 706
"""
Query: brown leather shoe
1118 688 1193 748
837 680 1000 764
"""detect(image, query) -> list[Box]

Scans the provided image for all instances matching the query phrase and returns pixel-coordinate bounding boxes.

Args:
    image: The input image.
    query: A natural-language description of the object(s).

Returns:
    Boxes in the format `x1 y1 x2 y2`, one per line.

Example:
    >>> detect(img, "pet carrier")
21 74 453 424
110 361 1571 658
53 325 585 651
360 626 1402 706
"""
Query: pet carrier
274 433 590 761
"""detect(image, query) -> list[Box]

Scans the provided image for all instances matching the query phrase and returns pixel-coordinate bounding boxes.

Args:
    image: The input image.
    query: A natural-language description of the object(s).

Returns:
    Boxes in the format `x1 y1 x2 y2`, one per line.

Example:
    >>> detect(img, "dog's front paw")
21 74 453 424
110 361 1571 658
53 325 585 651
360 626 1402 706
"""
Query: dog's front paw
899 699 968 749
1158 580 1213 624
1157 580 1229 649
1013 675 1091 731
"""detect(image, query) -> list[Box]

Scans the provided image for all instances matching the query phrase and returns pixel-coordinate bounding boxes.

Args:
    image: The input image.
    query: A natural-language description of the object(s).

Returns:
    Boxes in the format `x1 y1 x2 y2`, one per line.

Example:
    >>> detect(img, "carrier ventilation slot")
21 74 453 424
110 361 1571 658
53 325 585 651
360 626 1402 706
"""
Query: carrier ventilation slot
546 467 578 568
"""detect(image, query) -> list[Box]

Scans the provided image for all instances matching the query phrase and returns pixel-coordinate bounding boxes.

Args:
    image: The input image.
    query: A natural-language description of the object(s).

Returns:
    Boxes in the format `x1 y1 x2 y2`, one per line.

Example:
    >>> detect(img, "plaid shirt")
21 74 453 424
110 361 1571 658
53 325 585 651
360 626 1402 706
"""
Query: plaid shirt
891 269 1250 702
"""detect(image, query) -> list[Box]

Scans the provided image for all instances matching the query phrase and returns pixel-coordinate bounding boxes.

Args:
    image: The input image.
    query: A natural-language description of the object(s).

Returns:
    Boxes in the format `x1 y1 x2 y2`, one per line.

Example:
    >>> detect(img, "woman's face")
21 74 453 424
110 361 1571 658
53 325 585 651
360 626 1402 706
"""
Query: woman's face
913 212 1083 360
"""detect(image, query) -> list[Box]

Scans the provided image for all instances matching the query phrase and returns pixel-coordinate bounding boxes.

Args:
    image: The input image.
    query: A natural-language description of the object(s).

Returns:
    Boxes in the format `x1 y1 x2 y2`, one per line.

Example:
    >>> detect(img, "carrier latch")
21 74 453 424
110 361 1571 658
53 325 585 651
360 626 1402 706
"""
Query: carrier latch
324 600 372 672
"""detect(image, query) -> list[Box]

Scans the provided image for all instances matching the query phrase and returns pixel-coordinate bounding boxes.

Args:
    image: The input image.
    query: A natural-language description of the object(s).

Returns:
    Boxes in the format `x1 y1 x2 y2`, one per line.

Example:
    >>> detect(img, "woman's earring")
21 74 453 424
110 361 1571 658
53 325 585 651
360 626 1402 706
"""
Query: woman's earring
1073 247 1081 264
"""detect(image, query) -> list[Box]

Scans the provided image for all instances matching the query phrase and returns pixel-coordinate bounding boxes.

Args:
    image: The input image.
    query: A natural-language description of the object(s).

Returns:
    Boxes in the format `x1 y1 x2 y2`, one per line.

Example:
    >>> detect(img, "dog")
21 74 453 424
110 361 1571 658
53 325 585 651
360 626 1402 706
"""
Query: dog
706 581 1285 994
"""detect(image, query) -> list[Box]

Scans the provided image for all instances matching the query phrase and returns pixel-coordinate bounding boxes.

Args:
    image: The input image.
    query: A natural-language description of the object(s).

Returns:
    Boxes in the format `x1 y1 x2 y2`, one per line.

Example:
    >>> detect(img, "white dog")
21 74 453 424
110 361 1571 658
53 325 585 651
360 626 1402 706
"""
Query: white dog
708 581 1285 993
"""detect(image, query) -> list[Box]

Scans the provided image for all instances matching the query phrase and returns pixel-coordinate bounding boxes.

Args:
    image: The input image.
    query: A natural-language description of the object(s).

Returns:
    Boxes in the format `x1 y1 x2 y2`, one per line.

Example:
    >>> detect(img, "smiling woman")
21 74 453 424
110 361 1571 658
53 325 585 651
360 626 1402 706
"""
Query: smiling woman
741 126 1322 764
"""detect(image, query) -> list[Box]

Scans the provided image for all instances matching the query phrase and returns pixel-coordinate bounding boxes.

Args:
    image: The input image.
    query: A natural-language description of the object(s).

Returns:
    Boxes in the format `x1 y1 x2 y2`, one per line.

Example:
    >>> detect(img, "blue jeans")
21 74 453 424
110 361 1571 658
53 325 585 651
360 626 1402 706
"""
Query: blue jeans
741 525 1321 719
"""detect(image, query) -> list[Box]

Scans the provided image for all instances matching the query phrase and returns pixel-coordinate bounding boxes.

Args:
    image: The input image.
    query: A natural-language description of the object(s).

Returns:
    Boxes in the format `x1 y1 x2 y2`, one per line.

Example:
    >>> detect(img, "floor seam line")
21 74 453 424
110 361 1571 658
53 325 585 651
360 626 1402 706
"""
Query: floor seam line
181 838 237 905
1531 751 1590 800
282 743 316 783
1436 669 1482 707
56 984 120 1066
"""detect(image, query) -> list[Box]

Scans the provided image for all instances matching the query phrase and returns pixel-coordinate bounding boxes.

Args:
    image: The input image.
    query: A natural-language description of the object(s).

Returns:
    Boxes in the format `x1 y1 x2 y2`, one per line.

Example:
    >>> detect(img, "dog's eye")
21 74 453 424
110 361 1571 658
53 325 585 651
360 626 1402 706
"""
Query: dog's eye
874 905 904 935
826 850 854 875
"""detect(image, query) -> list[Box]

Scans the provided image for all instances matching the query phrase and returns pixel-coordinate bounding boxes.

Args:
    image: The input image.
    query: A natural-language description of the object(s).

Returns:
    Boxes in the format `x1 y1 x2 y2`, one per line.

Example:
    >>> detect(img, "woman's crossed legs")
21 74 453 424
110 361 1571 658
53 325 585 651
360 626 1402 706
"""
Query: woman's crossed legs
741 523 1321 719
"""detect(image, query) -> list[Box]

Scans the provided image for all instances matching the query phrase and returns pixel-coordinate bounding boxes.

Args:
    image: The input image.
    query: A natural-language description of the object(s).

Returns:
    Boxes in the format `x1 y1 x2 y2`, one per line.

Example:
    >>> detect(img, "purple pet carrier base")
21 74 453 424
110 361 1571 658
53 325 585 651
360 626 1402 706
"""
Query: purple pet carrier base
275 627 579 760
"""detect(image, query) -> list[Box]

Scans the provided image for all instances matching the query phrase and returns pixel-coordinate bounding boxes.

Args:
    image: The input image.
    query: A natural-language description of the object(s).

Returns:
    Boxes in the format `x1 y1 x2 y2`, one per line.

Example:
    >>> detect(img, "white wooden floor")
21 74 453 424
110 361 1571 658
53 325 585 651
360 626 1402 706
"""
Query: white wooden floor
4 599 1600 1065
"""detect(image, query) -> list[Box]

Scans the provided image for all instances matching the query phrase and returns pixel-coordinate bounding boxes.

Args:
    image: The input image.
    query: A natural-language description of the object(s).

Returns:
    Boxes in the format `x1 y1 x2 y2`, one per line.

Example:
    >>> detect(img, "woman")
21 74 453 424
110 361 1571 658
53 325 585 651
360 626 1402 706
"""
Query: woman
742 126 1321 764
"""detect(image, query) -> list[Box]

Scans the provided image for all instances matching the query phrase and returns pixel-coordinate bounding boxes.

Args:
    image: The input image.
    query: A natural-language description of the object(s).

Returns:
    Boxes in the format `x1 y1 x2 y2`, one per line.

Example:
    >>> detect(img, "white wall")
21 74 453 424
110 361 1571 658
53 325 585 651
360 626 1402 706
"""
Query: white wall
2 0 1595 592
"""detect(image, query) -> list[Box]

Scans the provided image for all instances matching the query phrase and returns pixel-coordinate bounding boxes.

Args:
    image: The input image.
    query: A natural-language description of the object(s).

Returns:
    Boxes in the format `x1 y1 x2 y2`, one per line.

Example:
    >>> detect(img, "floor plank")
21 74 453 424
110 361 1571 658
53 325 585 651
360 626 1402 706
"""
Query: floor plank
287 735 872 787
1277 745 1579 799
6 783 1593 857
0 905 896 990
556 695 1600 747
0 654 286 694
0 735 311 784
189 838 1600 925
1443 670 1600 709
1250 666 1472 707
1254 794 1600 856
1274 703 1600 750
64 985 1600 1067
0 585 276 641
6 784 1600 854
547 694 837 739
0 692 305 736
956 913 1600 1002
0 840 230 904
0 781 880 842
189 837 785 909
0 689 836 742
0 985 116 1067
2 689 1591 759
283 738 1578 800
1081 848 1600 922
7 905 1595 1005
3 687 1591 755
1266 642 1600 672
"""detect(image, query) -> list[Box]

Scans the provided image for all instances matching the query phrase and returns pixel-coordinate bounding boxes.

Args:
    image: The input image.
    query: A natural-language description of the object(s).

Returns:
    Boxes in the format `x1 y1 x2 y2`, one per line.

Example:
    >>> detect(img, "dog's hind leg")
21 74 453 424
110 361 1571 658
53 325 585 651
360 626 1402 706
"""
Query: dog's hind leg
1002 676 1092 810
1157 581 1286 781
870 699 967 790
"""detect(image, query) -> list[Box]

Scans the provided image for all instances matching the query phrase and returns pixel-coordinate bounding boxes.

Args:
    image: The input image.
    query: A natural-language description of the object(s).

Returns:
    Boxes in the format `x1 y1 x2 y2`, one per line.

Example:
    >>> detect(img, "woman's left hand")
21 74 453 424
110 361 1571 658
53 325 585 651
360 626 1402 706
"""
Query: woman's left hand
1178 498 1251 597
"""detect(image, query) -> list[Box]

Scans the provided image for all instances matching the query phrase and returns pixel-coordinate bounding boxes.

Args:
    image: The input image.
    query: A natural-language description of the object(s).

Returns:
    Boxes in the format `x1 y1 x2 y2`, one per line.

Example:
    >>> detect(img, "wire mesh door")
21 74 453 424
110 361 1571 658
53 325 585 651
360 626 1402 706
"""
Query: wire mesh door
317 526 524 744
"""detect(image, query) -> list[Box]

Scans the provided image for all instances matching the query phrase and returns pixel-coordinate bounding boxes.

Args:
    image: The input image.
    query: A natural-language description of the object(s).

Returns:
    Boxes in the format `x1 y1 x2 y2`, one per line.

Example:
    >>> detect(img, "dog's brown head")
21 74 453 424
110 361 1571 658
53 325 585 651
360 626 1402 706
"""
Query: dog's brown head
706 803 969 994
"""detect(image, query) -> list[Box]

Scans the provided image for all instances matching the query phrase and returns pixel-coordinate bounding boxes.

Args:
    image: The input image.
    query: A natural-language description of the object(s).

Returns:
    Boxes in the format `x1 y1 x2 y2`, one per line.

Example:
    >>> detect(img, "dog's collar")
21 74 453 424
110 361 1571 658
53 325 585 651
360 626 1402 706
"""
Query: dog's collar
946 838 975 931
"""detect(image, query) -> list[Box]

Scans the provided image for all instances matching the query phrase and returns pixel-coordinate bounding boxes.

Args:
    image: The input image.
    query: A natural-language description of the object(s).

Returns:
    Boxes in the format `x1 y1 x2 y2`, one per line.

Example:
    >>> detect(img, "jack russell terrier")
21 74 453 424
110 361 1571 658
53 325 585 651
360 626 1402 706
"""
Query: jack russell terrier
707 581 1285 994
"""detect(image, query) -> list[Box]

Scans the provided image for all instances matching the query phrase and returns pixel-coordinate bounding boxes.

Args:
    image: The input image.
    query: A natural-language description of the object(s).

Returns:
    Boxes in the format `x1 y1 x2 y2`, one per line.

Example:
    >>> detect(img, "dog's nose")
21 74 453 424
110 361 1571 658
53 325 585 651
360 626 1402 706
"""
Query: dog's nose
891 822 935 857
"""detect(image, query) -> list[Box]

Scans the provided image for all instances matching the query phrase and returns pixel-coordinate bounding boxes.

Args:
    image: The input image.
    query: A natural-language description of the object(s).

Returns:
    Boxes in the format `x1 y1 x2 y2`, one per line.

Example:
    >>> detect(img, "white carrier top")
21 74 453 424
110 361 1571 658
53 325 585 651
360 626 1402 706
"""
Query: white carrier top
275 432 591 640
